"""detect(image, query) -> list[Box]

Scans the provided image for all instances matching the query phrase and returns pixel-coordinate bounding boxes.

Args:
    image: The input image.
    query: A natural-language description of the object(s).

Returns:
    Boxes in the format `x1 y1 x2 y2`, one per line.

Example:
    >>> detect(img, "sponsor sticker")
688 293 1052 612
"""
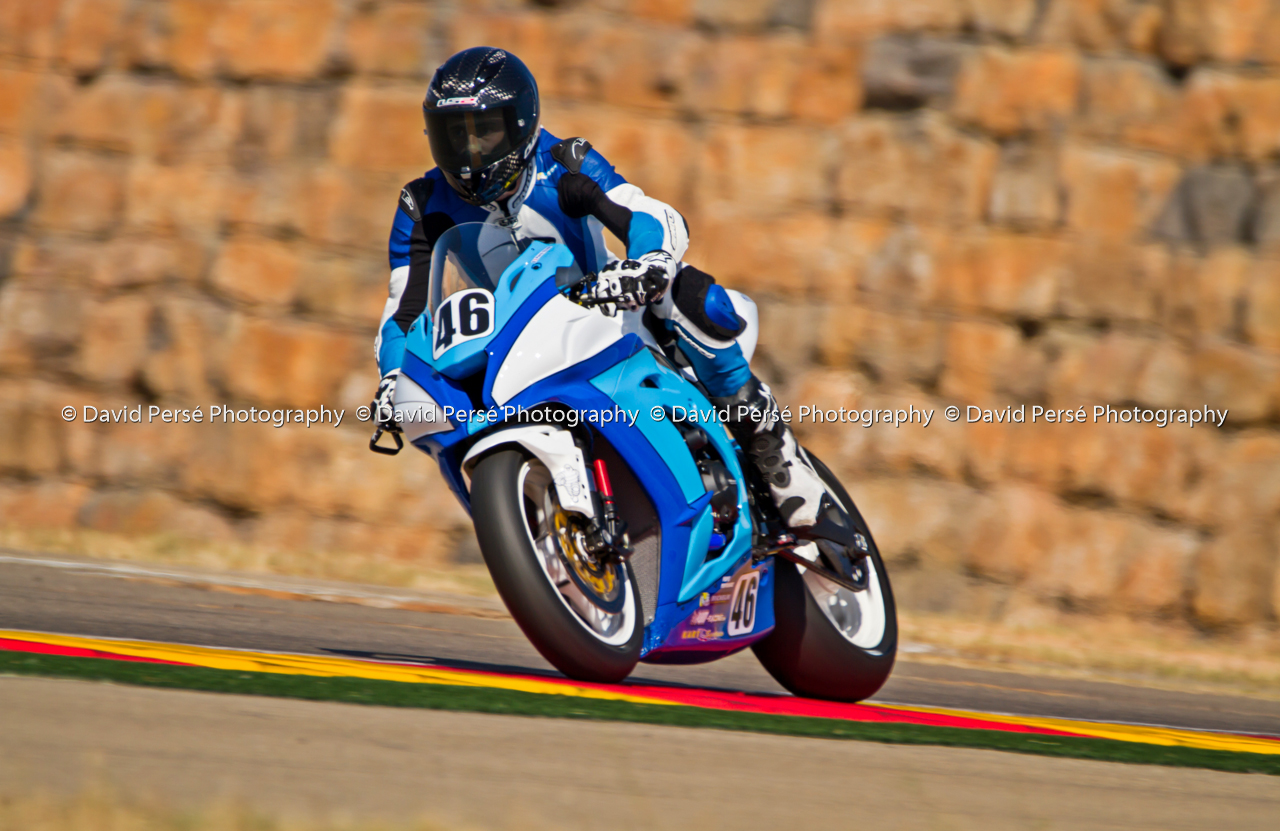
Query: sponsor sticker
437 96 479 108
698 592 710 608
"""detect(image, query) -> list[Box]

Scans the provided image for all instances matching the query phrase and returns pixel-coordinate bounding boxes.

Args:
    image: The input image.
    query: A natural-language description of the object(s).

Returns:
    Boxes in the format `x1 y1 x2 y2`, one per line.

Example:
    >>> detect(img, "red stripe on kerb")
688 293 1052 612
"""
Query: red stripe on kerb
0 637 192 666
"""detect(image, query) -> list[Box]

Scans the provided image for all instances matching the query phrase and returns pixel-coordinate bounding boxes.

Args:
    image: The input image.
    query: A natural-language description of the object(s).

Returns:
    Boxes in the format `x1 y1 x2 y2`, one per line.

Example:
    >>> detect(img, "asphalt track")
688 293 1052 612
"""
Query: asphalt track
3 552 1280 829
1 552 1277 735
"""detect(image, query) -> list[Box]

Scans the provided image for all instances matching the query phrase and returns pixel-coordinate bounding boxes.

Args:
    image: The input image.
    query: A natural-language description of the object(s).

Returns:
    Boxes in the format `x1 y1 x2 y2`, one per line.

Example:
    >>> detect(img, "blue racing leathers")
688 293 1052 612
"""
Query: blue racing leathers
375 130 754 397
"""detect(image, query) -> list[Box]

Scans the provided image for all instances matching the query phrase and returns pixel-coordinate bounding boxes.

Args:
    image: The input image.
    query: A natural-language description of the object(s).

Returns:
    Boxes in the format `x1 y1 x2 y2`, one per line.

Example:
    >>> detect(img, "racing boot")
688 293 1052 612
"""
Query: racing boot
711 376 836 530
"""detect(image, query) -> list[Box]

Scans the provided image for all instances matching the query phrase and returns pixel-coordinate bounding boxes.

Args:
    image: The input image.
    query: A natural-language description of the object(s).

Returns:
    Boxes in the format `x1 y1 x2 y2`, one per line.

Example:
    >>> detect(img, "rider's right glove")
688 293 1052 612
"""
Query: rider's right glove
371 370 401 433
583 251 676 317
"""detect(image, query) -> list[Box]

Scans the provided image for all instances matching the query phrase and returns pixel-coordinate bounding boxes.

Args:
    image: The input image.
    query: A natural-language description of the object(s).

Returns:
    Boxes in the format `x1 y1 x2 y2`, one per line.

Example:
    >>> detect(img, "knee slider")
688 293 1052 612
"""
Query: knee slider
672 266 745 341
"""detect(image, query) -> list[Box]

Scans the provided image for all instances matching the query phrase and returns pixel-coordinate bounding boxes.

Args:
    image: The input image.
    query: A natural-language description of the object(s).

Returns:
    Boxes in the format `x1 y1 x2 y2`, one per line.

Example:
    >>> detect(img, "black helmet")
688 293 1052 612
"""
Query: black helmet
424 47 540 206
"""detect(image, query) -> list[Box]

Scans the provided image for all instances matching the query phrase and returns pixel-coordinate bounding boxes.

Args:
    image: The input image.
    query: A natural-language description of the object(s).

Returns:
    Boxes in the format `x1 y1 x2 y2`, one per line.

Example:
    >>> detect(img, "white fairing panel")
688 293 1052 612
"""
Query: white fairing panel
391 373 451 441
490 294 624 405
462 426 596 518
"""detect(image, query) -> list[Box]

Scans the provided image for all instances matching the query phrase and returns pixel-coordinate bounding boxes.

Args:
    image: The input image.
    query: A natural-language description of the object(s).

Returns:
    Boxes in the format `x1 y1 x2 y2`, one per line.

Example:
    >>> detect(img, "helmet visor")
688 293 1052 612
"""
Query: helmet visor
425 106 523 175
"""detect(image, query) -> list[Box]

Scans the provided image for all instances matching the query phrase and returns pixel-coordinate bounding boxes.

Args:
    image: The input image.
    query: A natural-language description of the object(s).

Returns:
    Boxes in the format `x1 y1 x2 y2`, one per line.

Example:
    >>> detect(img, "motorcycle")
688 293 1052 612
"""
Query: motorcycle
371 222 896 701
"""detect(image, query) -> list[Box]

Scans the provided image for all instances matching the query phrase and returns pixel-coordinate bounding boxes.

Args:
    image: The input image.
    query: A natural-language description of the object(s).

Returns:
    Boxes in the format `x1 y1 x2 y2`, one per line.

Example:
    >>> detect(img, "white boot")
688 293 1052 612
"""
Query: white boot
711 377 829 528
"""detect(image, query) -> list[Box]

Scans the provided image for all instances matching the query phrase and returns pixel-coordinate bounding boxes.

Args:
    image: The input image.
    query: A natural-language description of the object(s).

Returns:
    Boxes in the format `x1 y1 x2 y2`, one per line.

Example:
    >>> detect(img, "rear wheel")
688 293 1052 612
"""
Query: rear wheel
751 451 897 701
470 448 642 682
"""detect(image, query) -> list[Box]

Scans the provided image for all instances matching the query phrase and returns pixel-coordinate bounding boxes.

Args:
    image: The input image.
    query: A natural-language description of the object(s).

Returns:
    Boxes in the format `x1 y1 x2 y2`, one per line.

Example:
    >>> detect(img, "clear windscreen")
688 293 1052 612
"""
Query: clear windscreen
428 223 530 316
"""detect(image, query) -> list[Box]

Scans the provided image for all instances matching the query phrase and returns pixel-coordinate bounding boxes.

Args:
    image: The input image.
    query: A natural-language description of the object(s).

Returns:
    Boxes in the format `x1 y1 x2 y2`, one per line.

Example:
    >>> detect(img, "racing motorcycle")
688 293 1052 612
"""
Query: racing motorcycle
370 222 896 701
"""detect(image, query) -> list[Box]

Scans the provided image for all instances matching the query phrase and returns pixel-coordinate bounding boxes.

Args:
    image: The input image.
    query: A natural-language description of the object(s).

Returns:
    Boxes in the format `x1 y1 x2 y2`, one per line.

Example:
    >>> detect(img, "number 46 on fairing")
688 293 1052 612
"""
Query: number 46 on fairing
433 288 495 359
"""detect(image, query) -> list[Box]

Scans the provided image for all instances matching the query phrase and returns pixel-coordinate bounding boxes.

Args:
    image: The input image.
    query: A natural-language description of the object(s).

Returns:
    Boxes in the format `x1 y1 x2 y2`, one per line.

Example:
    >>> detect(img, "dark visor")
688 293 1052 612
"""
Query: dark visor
425 106 520 175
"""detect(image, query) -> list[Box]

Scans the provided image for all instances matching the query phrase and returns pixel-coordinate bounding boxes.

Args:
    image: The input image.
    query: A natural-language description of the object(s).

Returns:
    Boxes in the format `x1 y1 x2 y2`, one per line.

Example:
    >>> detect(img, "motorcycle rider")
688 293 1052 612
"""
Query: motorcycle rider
372 46 841 532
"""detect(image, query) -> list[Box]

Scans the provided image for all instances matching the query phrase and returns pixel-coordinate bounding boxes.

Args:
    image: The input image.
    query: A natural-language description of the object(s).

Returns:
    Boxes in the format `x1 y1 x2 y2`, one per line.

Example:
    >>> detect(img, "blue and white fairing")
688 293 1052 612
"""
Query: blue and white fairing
394 222 775 659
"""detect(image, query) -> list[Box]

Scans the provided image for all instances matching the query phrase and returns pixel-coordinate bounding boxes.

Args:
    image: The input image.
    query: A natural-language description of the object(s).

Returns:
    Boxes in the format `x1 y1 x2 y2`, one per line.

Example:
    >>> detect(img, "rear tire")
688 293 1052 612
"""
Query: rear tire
751 451 897 702
470 448 642 683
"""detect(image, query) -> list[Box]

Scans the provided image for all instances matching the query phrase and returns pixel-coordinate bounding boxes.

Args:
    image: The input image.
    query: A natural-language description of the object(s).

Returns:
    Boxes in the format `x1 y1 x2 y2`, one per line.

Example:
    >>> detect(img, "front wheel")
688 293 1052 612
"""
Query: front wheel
470 448 643 683
751 451 897 701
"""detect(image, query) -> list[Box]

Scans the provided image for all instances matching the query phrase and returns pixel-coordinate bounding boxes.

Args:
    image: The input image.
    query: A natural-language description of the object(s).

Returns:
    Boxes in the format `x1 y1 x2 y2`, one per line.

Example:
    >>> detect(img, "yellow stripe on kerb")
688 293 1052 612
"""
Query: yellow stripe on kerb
867 702 1280 756
0 629 676 707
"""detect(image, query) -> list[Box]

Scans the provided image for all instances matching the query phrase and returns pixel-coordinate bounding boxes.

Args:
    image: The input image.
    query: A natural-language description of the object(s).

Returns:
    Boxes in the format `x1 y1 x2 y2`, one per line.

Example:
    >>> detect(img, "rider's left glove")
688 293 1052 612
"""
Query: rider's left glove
371 370 401 433
584 251 677 316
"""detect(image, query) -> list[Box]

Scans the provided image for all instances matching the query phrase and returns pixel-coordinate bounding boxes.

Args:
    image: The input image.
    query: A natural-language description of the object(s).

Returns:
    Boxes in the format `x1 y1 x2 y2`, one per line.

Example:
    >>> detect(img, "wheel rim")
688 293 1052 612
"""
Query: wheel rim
796 486 888 651
517 460 637 646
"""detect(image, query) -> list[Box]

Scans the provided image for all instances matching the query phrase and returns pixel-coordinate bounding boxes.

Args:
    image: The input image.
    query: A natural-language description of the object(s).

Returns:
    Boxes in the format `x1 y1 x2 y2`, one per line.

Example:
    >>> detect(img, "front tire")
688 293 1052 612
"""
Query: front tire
752 451 897 701
470 448 642 683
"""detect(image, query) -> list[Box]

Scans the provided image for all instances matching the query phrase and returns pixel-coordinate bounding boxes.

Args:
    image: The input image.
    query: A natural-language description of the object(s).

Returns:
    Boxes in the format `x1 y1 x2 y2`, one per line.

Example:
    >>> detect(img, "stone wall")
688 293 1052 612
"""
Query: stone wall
1 0 1279 630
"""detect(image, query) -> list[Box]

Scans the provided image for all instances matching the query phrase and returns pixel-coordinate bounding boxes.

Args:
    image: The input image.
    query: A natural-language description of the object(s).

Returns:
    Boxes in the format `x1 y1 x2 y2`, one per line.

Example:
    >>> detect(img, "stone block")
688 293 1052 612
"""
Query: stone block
686 34 860 123
1250 168 1280 251
988 140 1062 231
125 160 231 236
837 113 998 225
692 0 777 29
210 236 301 307
1192 341 1278 422
694 209 838 296
820 304 945 389
0 136 31 217
0 281 86 373
449 12 561 98
1151 165 1255 247
329 84 430 174
220 315 359 408
697 124 836 213
1061 144 1180 241
964 0 1039 39
861 36 964 110
0 67 45 135
1159 0 1272 65
92 236 203 289
1031 508 1132 605
295 253 386 326
1046 331 1152 404
1115 521 1196 611
57 0 126 75
932 231 1065 316
343 2 434 77
848 478 980 568
1078 58 1181 155
553 18 699 112
0 481 91 529
0 385 65 477
299 166 403 250
0 0 66 61
953 47 1081 137
1134 340 1192 407
1181 71 1280 163
1245 259 1280 352
1159 247 1250 339
214 0 339 81
939 319 1023 403
76 295 151 386
813 0 964 41
34 151 128 233
140 297 227 401
1040 0 1164 54
627 0 696 25
966 485 1069 582
1192 525 1277 626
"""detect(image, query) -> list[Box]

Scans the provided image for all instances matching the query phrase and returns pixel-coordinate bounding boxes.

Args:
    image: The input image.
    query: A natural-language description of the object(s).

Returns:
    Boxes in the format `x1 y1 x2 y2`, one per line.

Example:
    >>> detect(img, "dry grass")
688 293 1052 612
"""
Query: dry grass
900 610 1280 700
0 788 454 831
0 527 496 598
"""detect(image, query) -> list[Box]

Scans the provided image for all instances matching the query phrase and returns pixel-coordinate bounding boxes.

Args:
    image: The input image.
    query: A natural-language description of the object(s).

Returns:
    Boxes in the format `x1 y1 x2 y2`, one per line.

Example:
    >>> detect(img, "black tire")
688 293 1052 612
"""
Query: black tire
751 451 897 702
470 448 642 683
